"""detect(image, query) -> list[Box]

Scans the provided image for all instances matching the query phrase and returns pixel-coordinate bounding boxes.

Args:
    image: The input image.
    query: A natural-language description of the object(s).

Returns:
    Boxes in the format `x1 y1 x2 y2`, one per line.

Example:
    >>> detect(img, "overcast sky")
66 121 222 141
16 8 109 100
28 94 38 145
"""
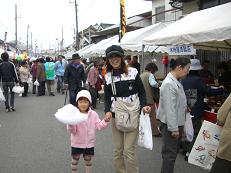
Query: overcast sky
0 0 151 50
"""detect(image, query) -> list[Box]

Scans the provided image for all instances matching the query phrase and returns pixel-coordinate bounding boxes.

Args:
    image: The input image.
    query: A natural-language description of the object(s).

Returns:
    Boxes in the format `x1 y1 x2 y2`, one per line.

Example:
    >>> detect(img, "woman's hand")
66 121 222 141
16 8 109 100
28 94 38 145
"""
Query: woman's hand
104 112 112 122
171 131 180 139
142 106 151 114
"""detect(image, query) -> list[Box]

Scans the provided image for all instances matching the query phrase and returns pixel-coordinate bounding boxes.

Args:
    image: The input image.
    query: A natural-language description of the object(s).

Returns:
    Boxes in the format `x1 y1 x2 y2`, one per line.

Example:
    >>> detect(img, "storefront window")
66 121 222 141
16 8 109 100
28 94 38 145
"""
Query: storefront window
200 0 231 9
155 6 165 22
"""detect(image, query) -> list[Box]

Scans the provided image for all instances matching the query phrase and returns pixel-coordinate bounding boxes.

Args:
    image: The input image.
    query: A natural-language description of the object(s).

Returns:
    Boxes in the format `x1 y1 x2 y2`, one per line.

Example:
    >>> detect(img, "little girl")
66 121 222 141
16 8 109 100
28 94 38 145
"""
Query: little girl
67 89 111 173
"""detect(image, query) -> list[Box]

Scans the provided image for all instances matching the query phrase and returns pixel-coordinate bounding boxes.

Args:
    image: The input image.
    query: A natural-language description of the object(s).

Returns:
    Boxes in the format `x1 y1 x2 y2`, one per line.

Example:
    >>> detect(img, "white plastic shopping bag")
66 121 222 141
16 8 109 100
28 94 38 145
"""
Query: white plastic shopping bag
0 88 5 102
138 112 153 150
184 113 194 142
27 77 32 84
188 120 222 170
33 80 39 86
54 104 88 125
12 86 24 94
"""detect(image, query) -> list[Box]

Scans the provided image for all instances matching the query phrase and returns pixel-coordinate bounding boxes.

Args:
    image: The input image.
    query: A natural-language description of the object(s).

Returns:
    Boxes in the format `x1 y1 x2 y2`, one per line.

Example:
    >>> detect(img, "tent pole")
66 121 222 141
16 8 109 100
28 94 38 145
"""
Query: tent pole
141 44 145 73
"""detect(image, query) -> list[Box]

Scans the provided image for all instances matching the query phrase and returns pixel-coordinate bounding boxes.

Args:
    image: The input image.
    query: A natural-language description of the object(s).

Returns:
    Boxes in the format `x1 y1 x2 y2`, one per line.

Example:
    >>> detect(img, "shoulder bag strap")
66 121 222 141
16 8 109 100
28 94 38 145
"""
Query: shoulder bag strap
111 72 117 101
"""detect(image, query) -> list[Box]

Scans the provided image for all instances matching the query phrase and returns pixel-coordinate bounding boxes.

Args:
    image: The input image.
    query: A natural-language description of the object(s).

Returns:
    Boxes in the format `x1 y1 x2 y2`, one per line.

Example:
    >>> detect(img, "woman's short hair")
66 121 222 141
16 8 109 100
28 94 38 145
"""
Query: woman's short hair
145 62 158 72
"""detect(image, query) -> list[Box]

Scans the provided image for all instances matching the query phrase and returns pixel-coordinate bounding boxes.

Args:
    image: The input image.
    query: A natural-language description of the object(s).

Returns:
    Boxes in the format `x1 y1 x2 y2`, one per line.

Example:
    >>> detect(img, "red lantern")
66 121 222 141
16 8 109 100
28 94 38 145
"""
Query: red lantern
162 55 169 65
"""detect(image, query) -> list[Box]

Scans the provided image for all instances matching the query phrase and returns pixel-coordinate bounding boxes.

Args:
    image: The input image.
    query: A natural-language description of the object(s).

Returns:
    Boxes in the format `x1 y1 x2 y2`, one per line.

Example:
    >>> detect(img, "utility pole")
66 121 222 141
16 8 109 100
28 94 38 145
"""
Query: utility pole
56 38 59 55
34 44 37 57
4 32 7 51
15 4 18 52
61 25 64 55
26 24 29 55
31 32 33 56
74 0 79 50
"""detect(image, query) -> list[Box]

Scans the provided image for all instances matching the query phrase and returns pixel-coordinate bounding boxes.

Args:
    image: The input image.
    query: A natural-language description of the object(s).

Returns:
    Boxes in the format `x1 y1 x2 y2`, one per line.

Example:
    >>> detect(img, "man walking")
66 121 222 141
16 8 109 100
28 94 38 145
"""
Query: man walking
64 53 86 105
55 55 66 94
0 52 19 112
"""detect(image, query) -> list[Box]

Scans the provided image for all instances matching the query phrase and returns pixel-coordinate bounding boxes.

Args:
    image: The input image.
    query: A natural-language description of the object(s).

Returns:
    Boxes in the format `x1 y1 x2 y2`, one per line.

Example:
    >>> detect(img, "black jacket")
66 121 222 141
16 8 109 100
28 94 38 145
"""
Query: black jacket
181 75 223 118
0 61 19 83
104 67 146 114
63 63 86 91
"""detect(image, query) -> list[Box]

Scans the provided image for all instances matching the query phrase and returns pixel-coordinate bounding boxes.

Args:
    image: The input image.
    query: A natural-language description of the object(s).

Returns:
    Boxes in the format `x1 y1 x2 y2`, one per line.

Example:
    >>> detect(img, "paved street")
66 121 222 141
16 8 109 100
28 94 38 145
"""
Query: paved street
0 92 207 173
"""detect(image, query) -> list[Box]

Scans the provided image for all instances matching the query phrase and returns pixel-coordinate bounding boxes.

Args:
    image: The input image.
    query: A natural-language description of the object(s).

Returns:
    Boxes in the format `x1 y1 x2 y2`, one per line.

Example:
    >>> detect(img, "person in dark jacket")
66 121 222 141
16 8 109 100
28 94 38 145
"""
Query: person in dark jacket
36 58 46 96
181 59 224 160
131 55 141 74
64 53 86 105
0 52 19 112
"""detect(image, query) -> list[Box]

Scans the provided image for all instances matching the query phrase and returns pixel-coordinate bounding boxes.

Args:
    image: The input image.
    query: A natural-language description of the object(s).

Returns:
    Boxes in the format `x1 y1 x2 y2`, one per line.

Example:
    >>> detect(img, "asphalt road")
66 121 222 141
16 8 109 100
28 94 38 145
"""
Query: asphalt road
0 92 207 173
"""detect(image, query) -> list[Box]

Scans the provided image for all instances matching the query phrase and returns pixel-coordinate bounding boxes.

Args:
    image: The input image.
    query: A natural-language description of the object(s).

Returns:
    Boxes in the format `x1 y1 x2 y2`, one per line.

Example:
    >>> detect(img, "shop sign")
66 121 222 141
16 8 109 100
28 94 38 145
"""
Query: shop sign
167 45 196 55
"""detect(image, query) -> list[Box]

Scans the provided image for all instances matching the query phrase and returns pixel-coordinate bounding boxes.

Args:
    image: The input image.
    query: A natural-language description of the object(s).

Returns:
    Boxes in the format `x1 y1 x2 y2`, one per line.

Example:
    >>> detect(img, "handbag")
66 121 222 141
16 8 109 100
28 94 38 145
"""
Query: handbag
95 77 103 91
188 120 222 170
138 111 153 150
111 75 140 132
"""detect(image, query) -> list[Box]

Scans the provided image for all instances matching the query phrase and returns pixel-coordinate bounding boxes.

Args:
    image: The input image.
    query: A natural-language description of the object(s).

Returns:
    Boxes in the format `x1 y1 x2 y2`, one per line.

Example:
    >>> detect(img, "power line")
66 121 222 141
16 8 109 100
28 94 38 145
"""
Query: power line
0 23 15 35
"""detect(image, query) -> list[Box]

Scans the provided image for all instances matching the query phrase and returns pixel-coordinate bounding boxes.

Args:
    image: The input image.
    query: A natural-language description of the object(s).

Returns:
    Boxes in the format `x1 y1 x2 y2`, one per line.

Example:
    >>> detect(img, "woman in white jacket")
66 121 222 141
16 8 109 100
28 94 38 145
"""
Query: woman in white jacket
157 57 190 173
19 61 30 97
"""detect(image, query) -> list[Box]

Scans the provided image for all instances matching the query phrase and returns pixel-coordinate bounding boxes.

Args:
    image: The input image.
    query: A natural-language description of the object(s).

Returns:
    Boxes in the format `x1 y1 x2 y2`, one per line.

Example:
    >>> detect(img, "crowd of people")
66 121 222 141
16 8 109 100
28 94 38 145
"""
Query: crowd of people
0 45 231 173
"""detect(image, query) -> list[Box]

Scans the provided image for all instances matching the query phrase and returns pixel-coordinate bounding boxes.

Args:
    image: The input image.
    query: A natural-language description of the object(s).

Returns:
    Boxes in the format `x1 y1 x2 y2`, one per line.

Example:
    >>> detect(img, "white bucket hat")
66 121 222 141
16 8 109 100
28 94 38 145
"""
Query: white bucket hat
190 59 202 71
76 90 92 103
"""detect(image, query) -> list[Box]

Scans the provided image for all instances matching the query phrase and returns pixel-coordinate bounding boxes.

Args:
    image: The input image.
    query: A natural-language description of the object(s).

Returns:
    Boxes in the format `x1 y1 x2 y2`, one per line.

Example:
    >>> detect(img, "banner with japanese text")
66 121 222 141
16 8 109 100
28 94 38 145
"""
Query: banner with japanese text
167 45 196 55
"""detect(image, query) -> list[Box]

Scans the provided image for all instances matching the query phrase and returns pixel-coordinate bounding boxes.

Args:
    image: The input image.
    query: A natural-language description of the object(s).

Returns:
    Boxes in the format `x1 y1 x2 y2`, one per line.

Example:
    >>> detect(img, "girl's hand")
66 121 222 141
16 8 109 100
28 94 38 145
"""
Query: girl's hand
104 112 112 122
142 106 151 114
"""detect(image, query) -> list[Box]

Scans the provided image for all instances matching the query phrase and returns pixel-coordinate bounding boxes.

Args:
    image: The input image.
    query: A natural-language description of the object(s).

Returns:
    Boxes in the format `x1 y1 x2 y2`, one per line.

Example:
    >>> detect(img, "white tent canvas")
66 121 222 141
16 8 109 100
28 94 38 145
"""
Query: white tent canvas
64 44 95 59
64 50 76 59
77 43 95 55
143 3 231 51
120 22 167 52
81 35 119 58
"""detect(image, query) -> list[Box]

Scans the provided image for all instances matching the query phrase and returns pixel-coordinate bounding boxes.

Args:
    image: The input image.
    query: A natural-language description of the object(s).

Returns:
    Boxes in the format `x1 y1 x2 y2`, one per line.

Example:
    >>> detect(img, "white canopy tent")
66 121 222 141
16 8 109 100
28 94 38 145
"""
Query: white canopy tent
120 22 167 53
80 35 119 58
64 44 95 60
77 43 95 56
143 2 231 51
64 50 76 59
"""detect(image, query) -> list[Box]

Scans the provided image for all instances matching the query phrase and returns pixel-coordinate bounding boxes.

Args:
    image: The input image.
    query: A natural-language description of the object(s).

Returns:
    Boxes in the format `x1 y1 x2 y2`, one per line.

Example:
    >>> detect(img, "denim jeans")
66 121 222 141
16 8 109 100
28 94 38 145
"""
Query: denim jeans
2 82 15 108
69 89 79 106
56 75 64 92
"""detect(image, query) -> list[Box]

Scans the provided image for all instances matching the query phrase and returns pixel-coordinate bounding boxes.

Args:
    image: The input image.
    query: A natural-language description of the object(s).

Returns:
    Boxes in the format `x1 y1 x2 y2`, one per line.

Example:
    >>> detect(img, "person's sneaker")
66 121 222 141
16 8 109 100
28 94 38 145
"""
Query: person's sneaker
6 108 11 112
153 133 162 137
49 92 55 96
10 107 16 112
185 152 190 161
